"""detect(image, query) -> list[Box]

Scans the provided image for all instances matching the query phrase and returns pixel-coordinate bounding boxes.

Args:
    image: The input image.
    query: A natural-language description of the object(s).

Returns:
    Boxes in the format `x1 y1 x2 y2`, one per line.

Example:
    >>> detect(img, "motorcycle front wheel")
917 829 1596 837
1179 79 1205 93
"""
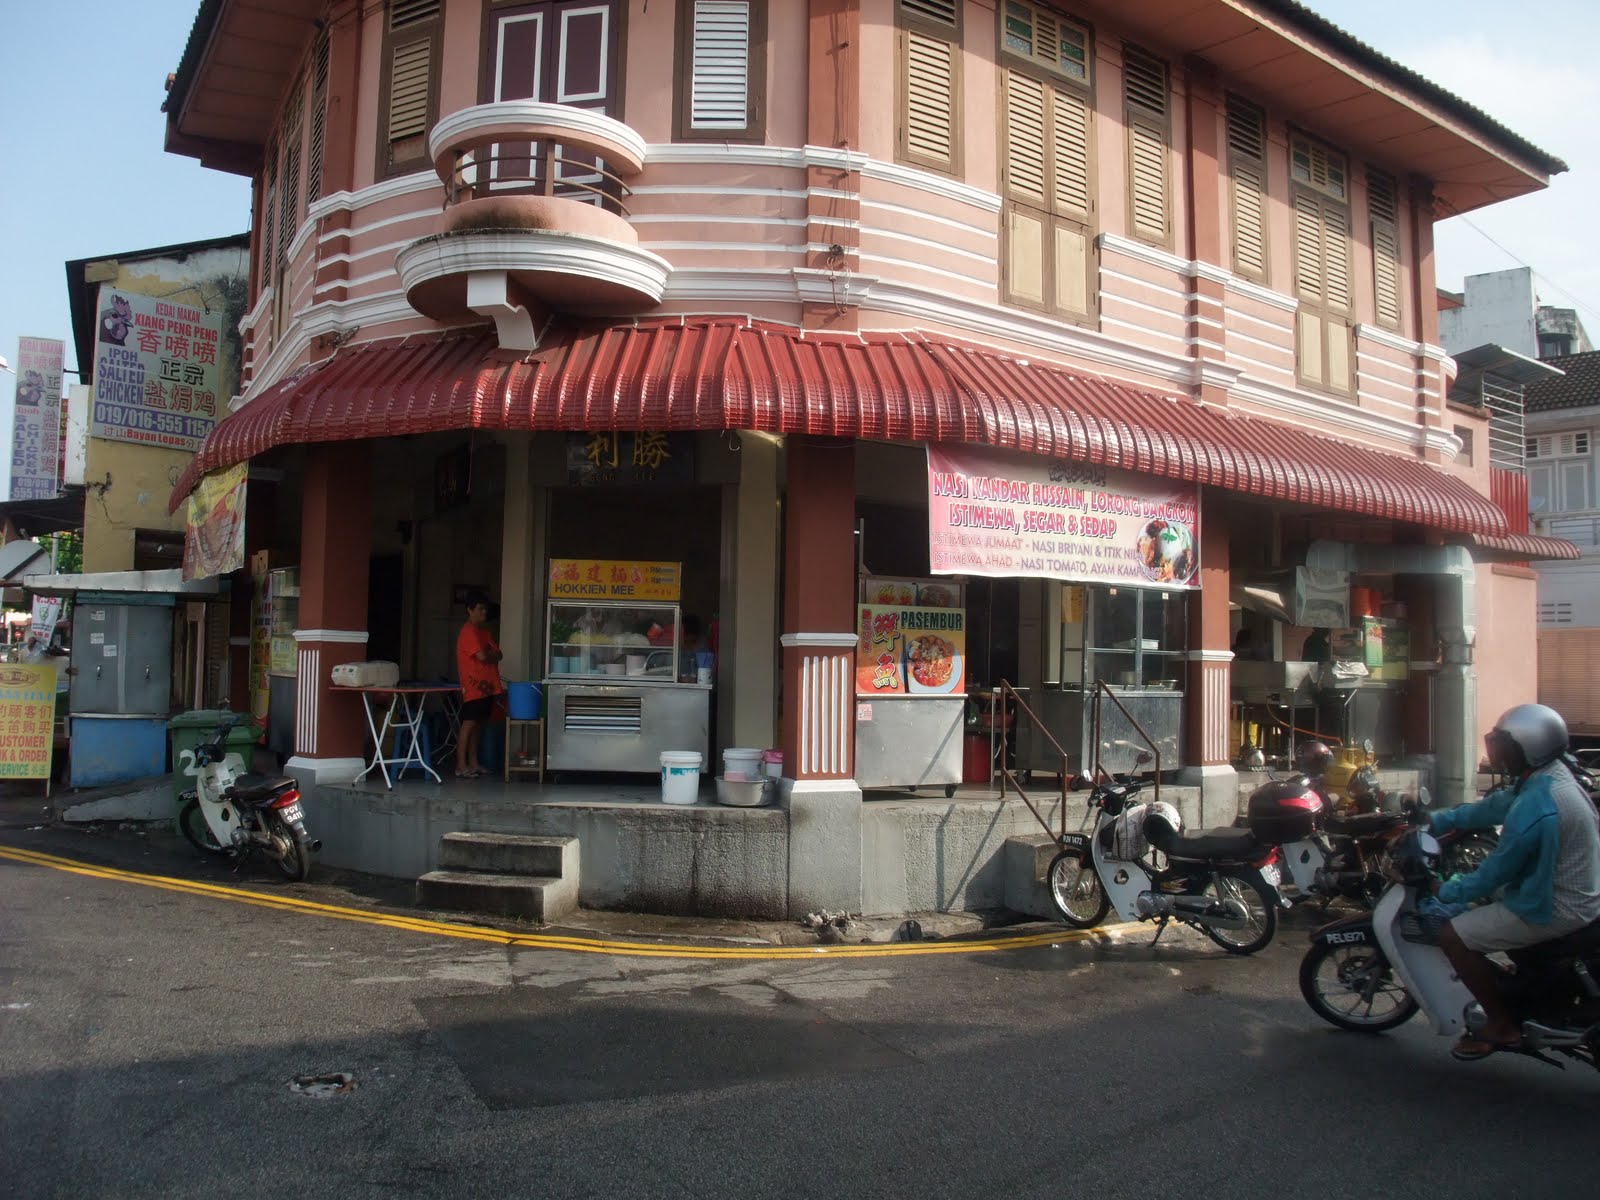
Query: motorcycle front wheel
269 814 312 882
1298 940 1418 1032
1201 874 1277 955
1047 850 1111 928
177 797 227 856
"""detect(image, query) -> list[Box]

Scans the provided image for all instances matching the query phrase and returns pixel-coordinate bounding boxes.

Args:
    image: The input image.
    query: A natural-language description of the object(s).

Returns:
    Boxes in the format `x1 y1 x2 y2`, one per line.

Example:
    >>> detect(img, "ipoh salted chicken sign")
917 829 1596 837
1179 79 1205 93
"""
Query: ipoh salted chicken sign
927 445 1201 589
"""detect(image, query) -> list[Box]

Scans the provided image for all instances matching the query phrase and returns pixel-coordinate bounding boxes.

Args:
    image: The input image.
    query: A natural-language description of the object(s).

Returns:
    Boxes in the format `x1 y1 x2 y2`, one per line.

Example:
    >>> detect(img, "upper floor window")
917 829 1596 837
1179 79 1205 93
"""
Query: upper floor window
1368 167 1403 330
1290 134 1353 394
306 28 330 203
478 2 620 198
1121 43 1170 247
378 0 443 178
1225 94 1268 281
998 3 1094 322
1528 432 1593 515
676 1 766 141
896 0 962 175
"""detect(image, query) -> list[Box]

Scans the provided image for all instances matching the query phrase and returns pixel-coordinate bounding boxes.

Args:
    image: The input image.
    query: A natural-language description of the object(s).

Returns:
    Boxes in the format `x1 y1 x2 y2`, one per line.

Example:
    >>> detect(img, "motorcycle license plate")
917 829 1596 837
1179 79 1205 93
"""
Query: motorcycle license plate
280 802 304 824
1261 863 1281 887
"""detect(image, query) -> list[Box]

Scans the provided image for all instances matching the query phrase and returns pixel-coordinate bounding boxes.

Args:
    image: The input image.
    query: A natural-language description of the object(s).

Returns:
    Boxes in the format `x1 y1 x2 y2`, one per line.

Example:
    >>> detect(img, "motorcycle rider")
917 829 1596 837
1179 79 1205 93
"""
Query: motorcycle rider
1429 704 1600 1061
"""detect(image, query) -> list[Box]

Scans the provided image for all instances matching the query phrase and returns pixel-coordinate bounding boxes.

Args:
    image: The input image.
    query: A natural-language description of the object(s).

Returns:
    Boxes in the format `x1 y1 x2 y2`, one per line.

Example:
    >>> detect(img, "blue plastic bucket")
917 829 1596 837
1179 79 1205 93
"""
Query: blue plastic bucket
507 681 542 720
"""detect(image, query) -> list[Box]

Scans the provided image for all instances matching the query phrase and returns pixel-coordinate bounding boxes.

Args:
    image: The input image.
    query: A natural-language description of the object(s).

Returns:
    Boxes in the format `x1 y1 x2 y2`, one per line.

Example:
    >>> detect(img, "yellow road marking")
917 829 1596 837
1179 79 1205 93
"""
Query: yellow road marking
0 844 1097 960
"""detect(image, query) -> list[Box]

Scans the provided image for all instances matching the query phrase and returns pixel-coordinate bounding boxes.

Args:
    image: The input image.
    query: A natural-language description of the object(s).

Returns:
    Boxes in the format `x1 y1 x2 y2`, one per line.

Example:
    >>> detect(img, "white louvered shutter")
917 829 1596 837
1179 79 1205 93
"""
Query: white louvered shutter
688 1 753 131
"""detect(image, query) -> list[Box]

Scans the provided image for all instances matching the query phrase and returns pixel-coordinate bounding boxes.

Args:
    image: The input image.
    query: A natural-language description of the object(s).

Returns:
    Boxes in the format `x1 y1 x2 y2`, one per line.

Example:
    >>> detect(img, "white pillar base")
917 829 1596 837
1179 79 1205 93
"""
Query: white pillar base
285 755 367 785
1175 763 1241 825
778 776 863 917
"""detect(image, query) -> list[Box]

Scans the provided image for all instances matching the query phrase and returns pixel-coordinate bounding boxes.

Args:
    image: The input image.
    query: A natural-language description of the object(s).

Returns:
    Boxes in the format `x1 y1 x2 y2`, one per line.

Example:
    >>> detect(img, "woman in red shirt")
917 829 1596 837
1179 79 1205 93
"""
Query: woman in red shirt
455 592 504 778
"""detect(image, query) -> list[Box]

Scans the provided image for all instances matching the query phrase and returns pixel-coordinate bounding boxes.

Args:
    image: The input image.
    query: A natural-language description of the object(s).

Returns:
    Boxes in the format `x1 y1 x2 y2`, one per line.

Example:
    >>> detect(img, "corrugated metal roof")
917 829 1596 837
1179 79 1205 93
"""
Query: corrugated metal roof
1460 532 1580 562
170 318 1510 536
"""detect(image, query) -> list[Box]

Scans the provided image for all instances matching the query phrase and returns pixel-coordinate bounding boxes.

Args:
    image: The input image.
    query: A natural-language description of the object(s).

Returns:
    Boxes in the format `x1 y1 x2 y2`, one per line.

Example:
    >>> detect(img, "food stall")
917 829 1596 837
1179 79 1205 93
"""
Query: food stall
854 576 966 796
543 559 711 774
1016 582 1188 777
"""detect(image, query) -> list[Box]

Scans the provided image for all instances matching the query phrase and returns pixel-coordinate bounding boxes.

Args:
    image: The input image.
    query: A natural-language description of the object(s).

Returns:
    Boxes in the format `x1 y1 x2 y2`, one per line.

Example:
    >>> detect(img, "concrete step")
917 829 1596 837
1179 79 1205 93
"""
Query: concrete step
416 870 578 923
437 832 577 879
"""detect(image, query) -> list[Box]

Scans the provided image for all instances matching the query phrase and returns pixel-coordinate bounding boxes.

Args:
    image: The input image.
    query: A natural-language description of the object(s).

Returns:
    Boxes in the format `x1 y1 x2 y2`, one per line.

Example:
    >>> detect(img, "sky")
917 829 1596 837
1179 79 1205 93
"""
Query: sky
1 0 1597 465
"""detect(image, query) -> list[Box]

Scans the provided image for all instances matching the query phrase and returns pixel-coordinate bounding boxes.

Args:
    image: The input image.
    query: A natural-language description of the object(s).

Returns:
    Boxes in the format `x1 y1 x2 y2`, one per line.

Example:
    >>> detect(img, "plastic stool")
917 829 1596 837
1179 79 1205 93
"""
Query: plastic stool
395 720 435 778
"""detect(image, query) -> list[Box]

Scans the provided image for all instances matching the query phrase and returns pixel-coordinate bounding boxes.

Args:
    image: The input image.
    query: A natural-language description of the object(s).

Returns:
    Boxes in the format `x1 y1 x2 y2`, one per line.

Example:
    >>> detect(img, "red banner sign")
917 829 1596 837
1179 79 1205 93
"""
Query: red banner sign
927 445 1201 589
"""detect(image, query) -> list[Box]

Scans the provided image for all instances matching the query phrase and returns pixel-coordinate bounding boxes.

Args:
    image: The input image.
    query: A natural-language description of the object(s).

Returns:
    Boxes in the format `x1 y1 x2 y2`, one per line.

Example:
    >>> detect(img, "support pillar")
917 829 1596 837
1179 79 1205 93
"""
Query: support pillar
1395 574 1438 759
777 436 861 916
498 438 540 682
285 443 373 783
228 473 276 712
1180 501 1237 823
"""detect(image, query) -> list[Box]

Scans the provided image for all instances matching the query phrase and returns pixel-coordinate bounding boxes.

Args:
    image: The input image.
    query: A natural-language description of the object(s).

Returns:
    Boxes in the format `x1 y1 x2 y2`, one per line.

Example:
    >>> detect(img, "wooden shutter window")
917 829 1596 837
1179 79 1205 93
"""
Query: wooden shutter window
1052 85 1091 220
380 0 441 176
1002 69 1094 321
258 157 277 297
901 0 957 26
687 2 754 132
1294 187 1353 393
1001 1 1090 83
306 29 330 202
1004 72 1048 207
900 28 958 171
278 82 304 266
1368 167 1403 328
1123 45 1169 246
1226 95 1267 280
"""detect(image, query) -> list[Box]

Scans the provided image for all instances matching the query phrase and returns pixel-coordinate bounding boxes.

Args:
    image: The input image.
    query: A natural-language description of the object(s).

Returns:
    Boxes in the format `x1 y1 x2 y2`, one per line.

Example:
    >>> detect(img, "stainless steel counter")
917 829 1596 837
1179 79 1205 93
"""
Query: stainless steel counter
854 696 965 795
1019 686 1185 776
546 679 711 774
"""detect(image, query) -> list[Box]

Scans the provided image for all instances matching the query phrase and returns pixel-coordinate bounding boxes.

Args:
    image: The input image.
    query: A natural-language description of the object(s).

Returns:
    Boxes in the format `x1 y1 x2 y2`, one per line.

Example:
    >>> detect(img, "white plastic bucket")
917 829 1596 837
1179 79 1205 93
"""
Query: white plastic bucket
626 654 648 675
722 747 762 780
660 751 703 804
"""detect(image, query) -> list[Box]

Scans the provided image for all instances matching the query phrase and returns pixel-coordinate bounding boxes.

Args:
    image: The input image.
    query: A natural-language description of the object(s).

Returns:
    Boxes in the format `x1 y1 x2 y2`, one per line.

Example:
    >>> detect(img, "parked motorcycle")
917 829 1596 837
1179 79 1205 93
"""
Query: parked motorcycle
1047 771 1286 955
177 713 318 881
1299 826 1600 1071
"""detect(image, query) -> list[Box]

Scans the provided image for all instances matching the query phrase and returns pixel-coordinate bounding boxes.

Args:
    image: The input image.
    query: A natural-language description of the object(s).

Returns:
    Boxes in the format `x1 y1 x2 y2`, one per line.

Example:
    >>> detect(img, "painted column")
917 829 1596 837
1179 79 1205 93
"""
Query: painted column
778 435 861 916
1394 573 1438 758
1183 58 1231 407
498 437 539 682
802 0 861 333
285 442 373 783
1182 499 1236 822
722 433 780 752
228 472 276 712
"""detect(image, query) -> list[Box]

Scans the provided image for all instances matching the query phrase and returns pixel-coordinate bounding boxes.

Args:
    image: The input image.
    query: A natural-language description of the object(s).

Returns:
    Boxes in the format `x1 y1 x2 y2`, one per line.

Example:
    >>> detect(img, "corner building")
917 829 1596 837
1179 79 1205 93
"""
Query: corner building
161 0 1575 917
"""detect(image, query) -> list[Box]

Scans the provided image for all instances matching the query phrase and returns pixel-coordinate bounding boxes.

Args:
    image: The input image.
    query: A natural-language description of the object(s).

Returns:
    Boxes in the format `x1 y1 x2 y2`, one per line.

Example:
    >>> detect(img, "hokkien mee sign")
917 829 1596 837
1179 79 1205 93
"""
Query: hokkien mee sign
90 287 224 452
927 445 1201 589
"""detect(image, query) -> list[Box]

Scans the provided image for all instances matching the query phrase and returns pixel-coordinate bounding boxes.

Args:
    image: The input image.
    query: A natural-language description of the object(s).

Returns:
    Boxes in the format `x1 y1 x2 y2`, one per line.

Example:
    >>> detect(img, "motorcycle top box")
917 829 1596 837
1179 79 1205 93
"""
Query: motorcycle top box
1247 777 1324 843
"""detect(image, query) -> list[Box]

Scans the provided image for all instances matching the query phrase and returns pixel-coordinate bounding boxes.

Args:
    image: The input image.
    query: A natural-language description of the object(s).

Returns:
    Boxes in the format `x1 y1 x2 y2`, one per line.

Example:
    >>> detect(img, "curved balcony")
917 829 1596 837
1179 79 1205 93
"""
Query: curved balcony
395 102 670 350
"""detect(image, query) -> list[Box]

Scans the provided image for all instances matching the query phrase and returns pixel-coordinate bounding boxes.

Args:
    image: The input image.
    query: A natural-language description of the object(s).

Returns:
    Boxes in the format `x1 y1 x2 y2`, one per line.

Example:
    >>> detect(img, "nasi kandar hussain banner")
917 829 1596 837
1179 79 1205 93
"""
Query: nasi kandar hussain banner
90 286 225 452
183 463 248 581
927 445 1201 590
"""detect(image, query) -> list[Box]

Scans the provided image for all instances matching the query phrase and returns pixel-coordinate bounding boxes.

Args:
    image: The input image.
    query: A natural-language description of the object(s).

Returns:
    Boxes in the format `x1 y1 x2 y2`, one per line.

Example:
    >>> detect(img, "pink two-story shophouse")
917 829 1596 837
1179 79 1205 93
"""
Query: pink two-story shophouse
161 0 1575 917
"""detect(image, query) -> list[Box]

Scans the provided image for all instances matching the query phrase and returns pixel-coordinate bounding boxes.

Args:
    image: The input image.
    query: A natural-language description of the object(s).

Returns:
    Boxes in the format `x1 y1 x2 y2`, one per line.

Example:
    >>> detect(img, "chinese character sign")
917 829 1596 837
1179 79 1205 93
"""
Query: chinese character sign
10 336 65 501
547 559 682 602
855 605 966 696
89 287 225 451
564 432 694 485
0 664 57 779
927 445 1201 590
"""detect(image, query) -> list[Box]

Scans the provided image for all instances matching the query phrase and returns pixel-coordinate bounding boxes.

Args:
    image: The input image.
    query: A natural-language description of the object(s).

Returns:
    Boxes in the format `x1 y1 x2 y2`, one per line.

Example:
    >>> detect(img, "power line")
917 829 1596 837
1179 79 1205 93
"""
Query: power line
1449 210 1600 329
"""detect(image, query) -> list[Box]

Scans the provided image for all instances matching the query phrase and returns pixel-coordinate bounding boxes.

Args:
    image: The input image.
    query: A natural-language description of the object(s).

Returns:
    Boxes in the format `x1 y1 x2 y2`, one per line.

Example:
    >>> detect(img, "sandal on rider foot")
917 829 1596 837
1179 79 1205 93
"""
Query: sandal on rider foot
1450 1034 1522 1062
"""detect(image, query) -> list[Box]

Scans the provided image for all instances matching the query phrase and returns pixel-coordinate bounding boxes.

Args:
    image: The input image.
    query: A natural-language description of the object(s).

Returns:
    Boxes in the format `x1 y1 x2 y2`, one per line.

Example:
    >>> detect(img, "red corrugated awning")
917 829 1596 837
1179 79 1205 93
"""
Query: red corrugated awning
171 318 1509 535
1459 532 1581 562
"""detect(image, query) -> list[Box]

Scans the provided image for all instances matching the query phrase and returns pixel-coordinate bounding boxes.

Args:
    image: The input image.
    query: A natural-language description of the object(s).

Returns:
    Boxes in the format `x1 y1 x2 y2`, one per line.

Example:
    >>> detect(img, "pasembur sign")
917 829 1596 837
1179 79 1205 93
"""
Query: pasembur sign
927 444 1201 589
90 287 225 452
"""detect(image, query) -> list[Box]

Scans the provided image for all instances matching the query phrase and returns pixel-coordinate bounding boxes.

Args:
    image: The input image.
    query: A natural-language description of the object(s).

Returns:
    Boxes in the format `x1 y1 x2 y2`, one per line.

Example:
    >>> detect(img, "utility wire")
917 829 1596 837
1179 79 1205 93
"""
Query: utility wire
1447 209 1600 332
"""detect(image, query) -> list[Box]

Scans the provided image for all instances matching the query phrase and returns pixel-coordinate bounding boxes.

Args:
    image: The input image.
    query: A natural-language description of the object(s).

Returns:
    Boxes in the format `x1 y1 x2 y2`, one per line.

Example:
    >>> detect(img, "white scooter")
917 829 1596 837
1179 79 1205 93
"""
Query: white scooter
1047 771 1287 955
177 713 318 881
1299 826 1600 1071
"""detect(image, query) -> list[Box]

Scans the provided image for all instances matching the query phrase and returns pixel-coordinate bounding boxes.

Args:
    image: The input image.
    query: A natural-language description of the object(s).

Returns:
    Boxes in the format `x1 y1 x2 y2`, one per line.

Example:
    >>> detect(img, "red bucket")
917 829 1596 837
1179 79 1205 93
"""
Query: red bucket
962 734 991 783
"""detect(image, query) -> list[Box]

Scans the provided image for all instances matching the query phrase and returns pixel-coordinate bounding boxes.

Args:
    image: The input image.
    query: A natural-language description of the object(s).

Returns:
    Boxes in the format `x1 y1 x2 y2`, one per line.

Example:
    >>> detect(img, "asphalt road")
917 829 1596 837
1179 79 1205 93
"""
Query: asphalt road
3 813 1597 1200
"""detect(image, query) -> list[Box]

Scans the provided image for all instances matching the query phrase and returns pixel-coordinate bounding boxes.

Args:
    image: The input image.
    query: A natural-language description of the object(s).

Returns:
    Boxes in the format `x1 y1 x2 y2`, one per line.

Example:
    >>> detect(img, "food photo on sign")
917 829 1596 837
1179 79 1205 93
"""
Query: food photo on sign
856 604 967 696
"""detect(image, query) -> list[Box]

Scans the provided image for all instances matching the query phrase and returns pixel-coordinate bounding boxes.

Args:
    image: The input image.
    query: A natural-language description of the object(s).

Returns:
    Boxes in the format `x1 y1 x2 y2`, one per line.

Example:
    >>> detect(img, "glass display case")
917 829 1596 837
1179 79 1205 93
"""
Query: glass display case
545 601 680 679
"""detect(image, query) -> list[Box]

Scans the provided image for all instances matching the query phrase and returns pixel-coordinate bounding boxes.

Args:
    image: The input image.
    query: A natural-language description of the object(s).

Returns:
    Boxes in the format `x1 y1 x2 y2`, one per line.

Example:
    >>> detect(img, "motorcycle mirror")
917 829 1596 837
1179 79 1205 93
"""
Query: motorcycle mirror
1134 750 1154 767
1069 773 1093 792
1362 738 1374 756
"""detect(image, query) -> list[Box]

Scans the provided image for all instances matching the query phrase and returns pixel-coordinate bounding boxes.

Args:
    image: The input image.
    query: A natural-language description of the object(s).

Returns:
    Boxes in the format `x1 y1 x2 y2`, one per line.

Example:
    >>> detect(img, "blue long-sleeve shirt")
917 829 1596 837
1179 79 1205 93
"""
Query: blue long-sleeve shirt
1430 766 1590 925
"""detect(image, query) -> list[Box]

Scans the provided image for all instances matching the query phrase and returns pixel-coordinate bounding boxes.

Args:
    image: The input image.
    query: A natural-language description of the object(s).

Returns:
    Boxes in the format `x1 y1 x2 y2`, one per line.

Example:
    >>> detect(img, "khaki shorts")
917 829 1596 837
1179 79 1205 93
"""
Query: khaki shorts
1449 901 1590 953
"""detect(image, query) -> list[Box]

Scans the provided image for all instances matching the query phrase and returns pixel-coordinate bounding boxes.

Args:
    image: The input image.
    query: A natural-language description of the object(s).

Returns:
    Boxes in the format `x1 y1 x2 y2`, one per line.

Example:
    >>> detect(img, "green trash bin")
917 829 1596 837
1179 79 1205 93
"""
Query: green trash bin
167 710 262 802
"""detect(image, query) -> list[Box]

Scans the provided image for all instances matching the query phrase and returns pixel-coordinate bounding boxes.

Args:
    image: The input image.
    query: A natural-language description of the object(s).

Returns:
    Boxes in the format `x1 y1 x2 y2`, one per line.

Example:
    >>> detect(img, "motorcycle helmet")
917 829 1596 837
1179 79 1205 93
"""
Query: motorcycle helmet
1487 704 1569 775
1347 765 1382 814
1294 740 1334 778
1139 800 1183 855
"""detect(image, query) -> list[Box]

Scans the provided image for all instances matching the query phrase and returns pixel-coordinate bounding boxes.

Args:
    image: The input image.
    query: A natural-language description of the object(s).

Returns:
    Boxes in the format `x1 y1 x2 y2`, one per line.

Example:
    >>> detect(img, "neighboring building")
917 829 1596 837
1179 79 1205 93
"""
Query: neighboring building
158 0 1572 916
1438 266 1592 362
1523 355 1600 735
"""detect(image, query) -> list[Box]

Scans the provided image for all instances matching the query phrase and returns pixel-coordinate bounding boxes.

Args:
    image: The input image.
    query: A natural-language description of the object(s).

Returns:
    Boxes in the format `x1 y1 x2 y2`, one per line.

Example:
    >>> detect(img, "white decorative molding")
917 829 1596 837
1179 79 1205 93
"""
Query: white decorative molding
429 102 648 177
780 633 858 648
796 648 852 778
1230 372 1450 457
293 629 370 644
295 644 320 756
307 170 440 223
1186 649 1236 663
1355 323 1448 361
1202 658 1231 765
395 230 671 313
1100 233 1299 314
467 270 541 352
792 267 880 308
240 287 273 335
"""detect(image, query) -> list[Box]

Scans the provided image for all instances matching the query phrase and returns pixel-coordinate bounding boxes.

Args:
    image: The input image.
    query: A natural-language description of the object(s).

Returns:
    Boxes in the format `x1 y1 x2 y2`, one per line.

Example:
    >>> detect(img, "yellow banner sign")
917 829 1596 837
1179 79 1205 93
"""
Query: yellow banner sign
549 559 681 602
183 462 247 581
0 664 57 779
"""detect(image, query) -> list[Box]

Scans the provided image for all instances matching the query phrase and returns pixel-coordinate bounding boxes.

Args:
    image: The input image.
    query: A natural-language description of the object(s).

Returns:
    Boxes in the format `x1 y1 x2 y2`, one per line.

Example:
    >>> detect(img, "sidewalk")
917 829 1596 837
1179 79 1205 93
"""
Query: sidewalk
0 793 1042 950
